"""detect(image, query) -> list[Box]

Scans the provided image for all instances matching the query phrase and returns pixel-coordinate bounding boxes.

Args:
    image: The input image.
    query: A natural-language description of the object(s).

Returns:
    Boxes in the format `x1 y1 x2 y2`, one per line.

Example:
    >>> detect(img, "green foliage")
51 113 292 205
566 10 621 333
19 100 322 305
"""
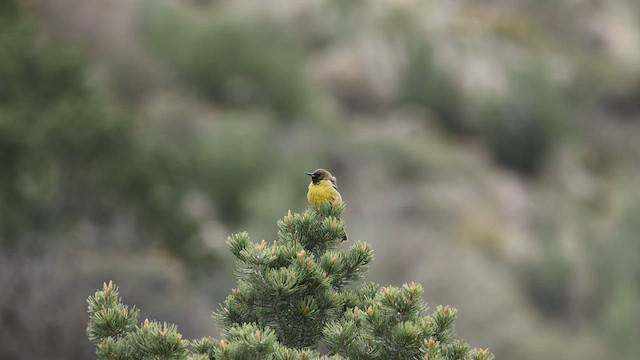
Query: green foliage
399 41 468 134
593 194 640 357
87 204 493 359
601 280 640 358
0 0 19 20
193 115 275 225
87 281 140 342
324 284 491 360
387 12 469 135
0 13 118 244
0 5 204 257
216 204 365 348
132 321 190 359
141 1 312 119
87 284 342 360
516 228 572 318
514 179 640 358
479 65 572 176
576 64 640 116
87 282 191 360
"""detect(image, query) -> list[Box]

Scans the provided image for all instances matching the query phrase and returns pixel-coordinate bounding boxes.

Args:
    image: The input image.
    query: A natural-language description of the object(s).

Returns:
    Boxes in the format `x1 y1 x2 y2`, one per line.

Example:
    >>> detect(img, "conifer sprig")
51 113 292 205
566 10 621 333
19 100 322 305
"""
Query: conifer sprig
86 281 139 343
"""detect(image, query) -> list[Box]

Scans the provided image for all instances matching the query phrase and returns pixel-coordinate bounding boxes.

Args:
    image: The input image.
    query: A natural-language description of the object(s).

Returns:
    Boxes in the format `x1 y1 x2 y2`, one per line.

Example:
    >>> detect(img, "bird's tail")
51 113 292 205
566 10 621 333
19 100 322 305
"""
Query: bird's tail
341 231 348 242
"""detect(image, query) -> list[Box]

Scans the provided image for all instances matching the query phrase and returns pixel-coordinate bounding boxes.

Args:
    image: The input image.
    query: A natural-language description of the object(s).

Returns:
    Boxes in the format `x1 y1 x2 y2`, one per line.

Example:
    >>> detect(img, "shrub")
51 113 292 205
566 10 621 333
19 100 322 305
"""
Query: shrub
141 2 312 120
87 204 494 359
479 65 572 176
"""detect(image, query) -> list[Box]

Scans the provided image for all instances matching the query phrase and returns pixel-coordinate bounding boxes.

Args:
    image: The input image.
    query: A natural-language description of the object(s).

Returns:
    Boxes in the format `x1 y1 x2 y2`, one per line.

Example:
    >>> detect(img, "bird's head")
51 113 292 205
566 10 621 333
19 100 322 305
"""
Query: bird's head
306 169 333 185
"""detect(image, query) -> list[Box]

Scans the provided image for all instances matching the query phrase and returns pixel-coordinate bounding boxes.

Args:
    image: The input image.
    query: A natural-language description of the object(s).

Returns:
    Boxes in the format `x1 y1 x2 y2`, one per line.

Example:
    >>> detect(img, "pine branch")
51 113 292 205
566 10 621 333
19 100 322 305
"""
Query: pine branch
86 281 139 343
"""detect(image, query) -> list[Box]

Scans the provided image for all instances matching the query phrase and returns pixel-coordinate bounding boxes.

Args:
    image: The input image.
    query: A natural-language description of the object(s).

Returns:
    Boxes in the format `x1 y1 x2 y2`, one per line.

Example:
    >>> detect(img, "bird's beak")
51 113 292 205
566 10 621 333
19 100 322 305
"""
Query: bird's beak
306 172 313 177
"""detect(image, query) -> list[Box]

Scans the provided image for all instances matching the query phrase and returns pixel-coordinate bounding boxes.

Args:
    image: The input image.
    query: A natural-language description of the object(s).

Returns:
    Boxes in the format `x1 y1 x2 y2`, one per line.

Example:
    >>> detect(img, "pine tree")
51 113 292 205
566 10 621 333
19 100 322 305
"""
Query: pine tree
87 204 494 359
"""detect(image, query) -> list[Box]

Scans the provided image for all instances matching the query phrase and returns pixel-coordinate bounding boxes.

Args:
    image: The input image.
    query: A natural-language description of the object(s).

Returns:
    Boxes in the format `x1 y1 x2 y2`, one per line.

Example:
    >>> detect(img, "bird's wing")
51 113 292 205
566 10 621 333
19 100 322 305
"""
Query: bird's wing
330 176 338 189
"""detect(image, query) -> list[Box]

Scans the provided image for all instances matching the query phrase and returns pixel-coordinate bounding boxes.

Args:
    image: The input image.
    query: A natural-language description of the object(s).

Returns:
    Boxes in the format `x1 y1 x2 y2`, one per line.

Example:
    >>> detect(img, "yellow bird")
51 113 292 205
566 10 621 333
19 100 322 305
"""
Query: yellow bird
306 168 347 241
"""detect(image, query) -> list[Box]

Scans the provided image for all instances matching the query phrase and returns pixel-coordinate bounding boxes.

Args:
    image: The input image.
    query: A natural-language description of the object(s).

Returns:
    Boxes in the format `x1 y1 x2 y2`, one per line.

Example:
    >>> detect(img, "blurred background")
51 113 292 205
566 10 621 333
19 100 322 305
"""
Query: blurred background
2 0 640 358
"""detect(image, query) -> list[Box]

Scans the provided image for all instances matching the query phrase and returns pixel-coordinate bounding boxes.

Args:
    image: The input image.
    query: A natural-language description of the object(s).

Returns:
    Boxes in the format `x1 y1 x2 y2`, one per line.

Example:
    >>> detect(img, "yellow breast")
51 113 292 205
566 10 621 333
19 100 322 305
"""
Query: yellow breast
307 180 342 209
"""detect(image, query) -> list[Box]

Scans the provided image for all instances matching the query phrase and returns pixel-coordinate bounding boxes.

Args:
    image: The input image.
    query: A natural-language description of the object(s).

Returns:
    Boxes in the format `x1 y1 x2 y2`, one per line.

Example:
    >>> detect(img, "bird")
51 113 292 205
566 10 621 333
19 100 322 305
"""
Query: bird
306 168 348 241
